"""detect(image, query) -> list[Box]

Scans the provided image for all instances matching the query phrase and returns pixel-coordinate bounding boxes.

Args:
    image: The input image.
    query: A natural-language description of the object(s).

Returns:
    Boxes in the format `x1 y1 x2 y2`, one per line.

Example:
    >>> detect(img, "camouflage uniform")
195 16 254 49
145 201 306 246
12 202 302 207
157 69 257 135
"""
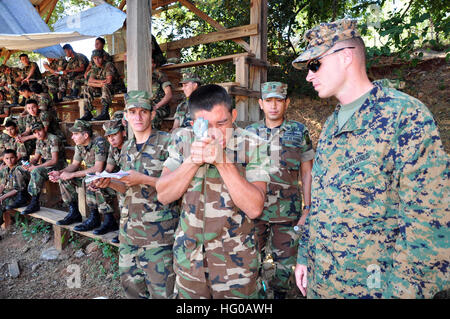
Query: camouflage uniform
82 51 125 113
20 62 42 82
118 91 179 299
246 82 315 296
164 125 270 299
44 58 68 99
0 67 20 103
292 19 450 299
0 163 30 221
88 49 112 76
27 123 66 197
0 100 10 119
24 110 64 141
173 73 201 128
31 92 54 112
64 52 89 92
151 70 172 130
0 133 28 160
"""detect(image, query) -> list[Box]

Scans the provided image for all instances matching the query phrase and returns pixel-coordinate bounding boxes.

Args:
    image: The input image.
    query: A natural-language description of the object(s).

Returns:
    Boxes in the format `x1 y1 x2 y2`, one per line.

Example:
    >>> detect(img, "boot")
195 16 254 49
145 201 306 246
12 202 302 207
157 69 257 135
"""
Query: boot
111 236 119 244
21 194 40 215
74 208 100 232
56 201 82 225
93 213 118 235
273 290 287 299
92 104 110 121
5 191 30 210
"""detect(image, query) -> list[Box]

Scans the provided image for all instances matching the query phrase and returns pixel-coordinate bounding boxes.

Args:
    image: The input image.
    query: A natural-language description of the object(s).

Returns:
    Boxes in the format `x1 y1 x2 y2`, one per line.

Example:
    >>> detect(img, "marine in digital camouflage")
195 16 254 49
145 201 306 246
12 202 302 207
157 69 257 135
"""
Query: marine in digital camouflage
298 82 450 298
118 128 179 299
151 70 172 130
163 125 270 299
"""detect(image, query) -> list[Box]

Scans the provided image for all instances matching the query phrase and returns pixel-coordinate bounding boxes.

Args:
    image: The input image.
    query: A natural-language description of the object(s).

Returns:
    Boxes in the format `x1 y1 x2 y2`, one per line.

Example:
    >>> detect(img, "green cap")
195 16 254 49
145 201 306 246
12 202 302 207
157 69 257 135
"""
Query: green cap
31 122 44 132
113 110 125 120
179 72 201 84
261 82 287 100
103 119 123 136
125 90 152 110
292 19 360 69
91 49 104 58
69 120 92 133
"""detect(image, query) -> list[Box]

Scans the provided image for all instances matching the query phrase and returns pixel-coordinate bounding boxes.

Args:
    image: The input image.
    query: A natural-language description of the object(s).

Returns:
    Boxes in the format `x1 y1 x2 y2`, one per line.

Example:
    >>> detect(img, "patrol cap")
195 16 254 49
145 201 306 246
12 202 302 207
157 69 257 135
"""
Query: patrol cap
261 82 288 100
102 119 123 136
292 19 360 69
31 122 44 132
125 90 152 111
91 49 104 58
69 120 92 133
179 72 201 85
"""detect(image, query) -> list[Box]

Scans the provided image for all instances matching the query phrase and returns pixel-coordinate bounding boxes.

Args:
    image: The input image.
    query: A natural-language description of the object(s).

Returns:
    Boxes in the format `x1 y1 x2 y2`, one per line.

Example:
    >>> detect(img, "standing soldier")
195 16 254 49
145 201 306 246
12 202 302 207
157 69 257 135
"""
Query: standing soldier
292 19 450 298
156 84 270 299
0 149 30 221
18 54 43 85
245 82 314 299
151 58 173 130
79 49 125 121
43 57 68 103
171 72 201 131
0 65 21 105
61 44 89 100
93 91 179 299
20 122 66 215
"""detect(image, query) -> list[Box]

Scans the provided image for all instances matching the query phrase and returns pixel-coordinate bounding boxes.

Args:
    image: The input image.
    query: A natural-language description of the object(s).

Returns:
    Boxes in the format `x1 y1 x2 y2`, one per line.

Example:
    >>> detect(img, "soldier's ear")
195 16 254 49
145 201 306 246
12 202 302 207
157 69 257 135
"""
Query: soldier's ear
285 98 291 109
258 99 264 110
150 110 156 121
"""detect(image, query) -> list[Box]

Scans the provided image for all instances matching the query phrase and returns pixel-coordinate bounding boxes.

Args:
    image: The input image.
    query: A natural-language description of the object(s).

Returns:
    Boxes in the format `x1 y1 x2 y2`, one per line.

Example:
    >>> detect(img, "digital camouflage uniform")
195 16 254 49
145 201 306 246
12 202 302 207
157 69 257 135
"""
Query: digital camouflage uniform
44 58 68 99
0 163 30 222
292 20 450 299
118 91 179 299
164 125 270 299
151 70 172 130
83 51 125 113
27 123 66 197
246 82 315 296
64 52 89 92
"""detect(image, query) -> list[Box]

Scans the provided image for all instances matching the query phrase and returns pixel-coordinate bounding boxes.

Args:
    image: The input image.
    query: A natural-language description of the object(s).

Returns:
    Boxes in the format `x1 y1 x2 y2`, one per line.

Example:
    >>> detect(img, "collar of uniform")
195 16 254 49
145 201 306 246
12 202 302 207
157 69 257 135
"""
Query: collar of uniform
127 131 157 152
332 83 384 137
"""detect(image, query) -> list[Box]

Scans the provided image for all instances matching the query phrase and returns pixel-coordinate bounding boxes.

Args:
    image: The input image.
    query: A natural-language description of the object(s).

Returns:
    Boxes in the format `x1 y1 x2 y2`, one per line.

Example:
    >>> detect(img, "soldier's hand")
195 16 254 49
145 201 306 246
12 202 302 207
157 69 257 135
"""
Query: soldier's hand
59 171 73 181
93 177 111 189
120 170 144 187
190 137 221 165
295 264 308 297
297 213 308 226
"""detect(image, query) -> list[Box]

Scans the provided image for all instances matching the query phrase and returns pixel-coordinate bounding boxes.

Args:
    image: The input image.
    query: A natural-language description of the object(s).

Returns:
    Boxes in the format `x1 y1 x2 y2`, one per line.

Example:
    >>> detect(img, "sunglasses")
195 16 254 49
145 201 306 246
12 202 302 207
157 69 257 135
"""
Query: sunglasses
306 47 355 73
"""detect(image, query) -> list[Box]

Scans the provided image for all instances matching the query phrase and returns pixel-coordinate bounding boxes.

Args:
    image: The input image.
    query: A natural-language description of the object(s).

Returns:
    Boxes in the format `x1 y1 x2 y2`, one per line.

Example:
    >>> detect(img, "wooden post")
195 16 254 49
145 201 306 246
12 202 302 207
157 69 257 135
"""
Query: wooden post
234 56 249 121
53 225 69 251
126 0 152 92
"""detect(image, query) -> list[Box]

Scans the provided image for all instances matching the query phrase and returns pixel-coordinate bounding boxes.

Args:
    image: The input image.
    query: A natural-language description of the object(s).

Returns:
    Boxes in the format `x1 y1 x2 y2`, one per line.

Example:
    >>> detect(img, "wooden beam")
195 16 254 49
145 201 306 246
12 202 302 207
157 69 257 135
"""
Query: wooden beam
45 0 58 24
160 24 258 52
160 52 253 70
246 56 270 68
119 0 126 10
178 0 251 52
152 0 177 10
126 0 152 92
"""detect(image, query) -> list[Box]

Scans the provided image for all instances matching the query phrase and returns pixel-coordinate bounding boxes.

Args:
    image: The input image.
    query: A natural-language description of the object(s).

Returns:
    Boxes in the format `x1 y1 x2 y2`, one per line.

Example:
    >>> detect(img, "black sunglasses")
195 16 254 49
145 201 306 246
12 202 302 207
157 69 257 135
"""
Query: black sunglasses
306 47 355 73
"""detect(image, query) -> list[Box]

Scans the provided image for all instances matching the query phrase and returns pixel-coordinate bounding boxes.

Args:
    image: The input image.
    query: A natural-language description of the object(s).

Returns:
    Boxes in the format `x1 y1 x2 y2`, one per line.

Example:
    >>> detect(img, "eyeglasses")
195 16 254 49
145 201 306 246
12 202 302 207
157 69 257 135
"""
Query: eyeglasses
306 47 355 73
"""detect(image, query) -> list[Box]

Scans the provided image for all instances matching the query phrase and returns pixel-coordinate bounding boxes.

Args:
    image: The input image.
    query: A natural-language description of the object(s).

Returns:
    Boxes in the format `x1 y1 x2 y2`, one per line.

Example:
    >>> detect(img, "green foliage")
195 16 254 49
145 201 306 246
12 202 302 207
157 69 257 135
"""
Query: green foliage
19 218 51 242
92 239 120 281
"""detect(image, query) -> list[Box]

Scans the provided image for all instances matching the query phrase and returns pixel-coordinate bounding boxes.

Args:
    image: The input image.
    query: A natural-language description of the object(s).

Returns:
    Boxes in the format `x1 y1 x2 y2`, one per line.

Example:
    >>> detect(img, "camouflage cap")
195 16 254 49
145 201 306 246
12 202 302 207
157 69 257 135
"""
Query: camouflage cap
102 119 123 136
179 72 201 84
69 120 92 133
31 122 44 132
292 19 360 69
261 82 287 100
91 49 104 58
125 90 152 110
112 110 125 120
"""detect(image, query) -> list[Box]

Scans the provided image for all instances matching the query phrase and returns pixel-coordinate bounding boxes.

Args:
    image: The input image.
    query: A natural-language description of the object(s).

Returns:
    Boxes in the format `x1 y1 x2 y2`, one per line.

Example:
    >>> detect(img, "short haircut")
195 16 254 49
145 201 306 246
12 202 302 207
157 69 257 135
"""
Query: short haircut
25 99 38 106
189 84 233 114
4 120 17 128
96 37 106 45
3 149 17 157
336 37 367 64
19 83 31 92
62 44 73 51
19 53 28 59
30 82 43 94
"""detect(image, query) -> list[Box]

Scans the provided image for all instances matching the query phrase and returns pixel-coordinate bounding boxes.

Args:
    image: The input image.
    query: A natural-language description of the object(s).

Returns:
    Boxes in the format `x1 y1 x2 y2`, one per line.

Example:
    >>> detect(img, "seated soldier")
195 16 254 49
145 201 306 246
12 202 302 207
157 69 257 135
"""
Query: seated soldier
17 99 64 145
171 72 201 131
29 82 55 114
0 149 30 220
18 54 43 85
61 44 89 100
151 58 173 130
43 57 68 103
84 37 113 81
50 120 116 234
0 90 11 122
79 49 125 121
20 122 67 215
0 65 21 105
0 120 29 163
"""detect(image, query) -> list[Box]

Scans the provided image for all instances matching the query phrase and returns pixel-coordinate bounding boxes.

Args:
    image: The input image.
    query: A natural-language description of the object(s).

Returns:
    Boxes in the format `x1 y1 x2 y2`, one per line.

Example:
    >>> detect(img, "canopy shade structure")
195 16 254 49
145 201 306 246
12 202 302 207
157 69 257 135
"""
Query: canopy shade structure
0 1 126 57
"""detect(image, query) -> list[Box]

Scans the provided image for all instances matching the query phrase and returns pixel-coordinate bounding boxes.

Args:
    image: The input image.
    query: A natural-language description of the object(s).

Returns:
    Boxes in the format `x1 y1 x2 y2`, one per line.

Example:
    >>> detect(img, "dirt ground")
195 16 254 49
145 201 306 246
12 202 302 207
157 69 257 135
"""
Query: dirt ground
0 57 448 299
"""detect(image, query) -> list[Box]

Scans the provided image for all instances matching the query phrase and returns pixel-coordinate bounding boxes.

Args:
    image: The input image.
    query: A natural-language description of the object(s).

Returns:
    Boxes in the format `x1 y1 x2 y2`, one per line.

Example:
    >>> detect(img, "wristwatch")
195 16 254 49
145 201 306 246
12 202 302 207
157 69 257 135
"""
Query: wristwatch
303 205 311 210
